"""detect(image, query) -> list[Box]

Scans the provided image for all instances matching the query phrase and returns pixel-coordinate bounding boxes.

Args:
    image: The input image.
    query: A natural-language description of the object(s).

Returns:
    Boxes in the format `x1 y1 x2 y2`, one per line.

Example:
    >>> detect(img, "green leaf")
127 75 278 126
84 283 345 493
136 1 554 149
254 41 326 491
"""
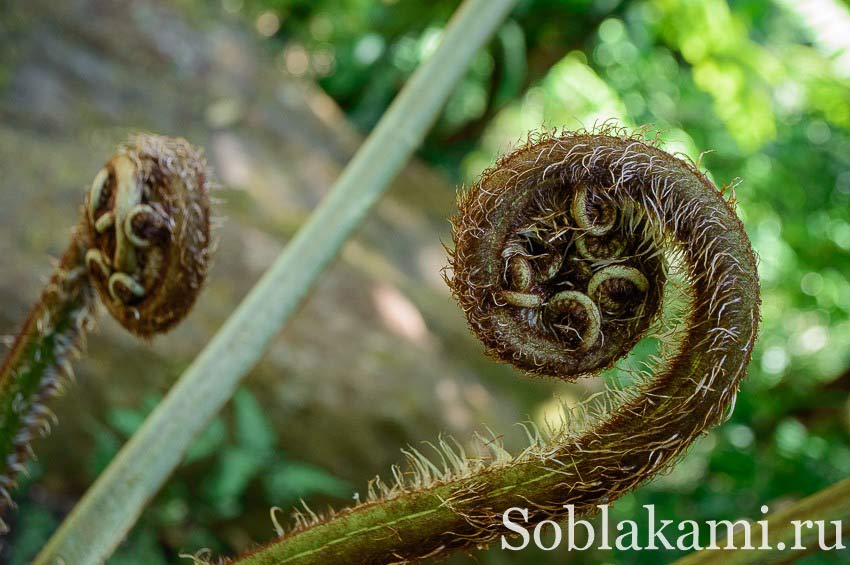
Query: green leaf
9 504 58 565
108 529 167 565
106 408 147 438
233 389 277 455
184 417 227 465
86 423 122 478
201 446 267 517
263 461 351 506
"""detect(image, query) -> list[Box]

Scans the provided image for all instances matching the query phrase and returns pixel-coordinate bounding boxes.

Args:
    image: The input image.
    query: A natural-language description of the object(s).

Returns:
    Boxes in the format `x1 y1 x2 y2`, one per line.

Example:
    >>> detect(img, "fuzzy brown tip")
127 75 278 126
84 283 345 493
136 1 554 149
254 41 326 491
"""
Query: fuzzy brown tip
448 129 669 378
83 134 212 337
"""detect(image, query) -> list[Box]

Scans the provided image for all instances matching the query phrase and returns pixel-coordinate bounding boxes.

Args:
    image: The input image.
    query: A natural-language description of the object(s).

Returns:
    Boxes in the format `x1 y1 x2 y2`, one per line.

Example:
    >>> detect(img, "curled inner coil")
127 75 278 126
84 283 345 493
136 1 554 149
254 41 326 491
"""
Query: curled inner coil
492 178 665 376
84 135 211 337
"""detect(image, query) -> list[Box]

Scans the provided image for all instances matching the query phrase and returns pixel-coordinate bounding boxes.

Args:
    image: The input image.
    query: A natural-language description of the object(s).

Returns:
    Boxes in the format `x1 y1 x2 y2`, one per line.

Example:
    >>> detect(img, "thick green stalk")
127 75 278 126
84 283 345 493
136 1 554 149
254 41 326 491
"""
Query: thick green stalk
674 477 850 564
0 235 93 523
34 0 517 562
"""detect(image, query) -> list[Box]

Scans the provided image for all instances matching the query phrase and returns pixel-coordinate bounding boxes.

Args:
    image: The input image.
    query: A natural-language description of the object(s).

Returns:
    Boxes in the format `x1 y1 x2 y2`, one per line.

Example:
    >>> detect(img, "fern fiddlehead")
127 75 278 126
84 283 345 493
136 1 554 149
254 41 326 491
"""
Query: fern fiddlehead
233 127 760 564
0 134 211 524
83 134 212 337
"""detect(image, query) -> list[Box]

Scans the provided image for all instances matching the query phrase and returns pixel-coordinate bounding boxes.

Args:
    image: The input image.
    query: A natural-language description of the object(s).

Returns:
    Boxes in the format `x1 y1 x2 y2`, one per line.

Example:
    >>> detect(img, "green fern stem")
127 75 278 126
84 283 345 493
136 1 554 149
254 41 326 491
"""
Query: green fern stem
235 131 761 564
0 232 93 519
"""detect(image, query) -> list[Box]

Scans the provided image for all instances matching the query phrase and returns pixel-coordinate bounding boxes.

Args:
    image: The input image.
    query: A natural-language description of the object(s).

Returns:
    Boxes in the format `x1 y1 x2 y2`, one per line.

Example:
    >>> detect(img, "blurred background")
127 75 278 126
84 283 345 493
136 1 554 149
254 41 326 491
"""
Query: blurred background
1 0 849 563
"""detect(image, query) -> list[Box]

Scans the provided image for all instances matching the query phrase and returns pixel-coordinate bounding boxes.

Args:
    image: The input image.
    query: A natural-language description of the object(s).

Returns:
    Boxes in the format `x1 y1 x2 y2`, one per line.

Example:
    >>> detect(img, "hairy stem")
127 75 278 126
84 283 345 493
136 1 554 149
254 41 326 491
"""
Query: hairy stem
0 232 93 525
35 0 517 562
233 130 760 564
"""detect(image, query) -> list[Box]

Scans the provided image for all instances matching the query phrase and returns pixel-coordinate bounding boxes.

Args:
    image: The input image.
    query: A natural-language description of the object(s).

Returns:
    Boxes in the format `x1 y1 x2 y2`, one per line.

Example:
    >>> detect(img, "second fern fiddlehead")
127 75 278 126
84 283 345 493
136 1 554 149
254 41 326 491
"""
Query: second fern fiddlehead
0 134 211 524
84 135 212 337
235 127 760 564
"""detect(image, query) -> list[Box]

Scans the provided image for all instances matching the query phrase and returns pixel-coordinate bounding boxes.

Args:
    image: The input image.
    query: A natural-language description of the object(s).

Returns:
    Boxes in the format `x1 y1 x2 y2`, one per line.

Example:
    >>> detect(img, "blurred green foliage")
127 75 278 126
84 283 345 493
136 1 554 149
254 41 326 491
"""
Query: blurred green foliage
6 389 349 563
8 0 850 562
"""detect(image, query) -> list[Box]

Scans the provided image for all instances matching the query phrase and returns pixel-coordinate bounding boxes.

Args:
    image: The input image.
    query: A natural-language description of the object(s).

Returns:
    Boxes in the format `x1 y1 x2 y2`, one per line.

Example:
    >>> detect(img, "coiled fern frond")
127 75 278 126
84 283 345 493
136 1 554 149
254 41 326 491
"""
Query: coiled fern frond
222 127 759 564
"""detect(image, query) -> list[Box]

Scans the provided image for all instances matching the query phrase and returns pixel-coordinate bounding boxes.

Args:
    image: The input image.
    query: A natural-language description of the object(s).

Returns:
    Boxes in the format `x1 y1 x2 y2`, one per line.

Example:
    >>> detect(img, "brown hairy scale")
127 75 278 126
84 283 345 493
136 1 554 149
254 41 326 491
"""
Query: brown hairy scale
231 127 760 565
